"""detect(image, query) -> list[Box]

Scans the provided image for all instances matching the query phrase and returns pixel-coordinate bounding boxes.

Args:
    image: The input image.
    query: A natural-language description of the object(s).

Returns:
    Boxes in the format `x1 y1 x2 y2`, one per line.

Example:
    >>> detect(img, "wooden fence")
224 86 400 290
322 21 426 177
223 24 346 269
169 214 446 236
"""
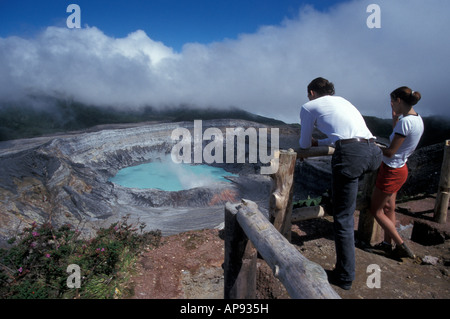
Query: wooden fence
223 142 449 299
224 199 340 299
224 148 342 299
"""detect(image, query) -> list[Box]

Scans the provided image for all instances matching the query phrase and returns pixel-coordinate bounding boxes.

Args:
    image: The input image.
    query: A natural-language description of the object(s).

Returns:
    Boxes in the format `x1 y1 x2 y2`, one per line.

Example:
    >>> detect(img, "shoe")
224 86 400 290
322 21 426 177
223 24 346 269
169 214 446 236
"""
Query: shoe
326 270 352 290
366 241 393 256
393 242 415 259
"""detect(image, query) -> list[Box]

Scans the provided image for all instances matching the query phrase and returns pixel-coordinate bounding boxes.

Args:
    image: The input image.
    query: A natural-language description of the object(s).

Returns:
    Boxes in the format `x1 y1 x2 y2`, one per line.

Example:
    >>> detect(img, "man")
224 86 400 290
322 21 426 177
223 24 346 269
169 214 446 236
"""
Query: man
299 77 382 290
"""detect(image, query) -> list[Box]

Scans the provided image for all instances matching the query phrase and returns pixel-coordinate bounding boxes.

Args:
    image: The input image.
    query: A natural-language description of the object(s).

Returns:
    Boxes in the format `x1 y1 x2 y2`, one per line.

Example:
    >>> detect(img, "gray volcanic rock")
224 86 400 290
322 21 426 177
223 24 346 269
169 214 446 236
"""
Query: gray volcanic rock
0 120 277 242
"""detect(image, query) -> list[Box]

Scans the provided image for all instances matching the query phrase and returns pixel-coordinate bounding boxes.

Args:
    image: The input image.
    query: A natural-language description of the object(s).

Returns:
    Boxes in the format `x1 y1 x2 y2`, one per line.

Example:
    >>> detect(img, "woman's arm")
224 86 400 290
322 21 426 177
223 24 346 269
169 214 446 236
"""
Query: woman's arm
383 133 405 158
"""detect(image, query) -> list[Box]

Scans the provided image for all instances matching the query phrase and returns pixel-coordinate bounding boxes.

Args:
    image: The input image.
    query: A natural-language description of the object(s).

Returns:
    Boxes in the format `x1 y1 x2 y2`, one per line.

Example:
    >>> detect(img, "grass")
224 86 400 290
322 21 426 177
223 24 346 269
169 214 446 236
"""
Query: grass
0 215 161 299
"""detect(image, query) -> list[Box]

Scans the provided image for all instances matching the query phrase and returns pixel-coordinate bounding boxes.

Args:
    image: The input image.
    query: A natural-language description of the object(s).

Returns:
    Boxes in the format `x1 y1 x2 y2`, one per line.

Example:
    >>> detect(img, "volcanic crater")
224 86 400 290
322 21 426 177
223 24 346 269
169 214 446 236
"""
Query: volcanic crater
0 120 285 242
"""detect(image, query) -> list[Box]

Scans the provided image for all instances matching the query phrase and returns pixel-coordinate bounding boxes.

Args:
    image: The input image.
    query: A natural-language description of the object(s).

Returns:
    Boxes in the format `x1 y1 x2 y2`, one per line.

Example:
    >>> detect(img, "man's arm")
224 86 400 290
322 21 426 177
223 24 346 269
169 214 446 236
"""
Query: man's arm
299 107 315 149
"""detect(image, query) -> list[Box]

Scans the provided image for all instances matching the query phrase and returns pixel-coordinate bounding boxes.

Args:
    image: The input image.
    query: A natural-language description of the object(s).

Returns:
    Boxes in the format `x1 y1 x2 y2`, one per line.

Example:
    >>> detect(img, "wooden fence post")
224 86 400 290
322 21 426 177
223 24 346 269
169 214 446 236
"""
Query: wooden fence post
269 149 297 241
434 140 450 224
224 202 257 299
357 169 382 245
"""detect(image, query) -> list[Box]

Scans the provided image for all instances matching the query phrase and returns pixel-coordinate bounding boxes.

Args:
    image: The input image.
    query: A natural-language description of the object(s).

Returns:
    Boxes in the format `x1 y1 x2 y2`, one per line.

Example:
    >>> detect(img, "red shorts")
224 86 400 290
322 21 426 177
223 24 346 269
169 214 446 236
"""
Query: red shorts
375 162 408 194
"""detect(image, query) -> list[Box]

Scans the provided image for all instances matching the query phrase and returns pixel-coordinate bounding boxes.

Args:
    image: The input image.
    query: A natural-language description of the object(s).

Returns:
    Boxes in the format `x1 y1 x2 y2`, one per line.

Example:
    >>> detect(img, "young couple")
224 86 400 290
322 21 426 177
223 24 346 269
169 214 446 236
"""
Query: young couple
299 77 424 290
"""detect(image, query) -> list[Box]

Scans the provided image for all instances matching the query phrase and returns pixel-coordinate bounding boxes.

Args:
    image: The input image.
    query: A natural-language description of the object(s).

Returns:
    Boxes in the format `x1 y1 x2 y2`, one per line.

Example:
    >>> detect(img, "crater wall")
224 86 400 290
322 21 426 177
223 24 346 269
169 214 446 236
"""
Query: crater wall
0 120 277 241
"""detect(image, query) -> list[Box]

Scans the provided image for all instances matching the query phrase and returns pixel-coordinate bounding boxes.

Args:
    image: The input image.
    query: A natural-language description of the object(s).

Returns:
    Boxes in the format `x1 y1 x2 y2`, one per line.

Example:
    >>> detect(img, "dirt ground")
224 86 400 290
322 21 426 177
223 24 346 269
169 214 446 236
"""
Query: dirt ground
126 195 449 300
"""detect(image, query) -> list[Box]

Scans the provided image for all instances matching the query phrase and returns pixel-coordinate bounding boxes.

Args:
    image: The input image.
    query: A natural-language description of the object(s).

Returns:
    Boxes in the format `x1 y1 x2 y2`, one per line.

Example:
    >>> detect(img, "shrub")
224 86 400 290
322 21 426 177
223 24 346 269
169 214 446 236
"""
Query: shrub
0 215 161 299
293 195 323 208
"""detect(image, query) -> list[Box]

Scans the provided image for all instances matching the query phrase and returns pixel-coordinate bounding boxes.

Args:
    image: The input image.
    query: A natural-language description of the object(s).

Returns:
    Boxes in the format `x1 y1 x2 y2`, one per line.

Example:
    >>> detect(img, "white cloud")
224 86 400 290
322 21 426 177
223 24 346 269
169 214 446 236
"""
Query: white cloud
0 0 449 123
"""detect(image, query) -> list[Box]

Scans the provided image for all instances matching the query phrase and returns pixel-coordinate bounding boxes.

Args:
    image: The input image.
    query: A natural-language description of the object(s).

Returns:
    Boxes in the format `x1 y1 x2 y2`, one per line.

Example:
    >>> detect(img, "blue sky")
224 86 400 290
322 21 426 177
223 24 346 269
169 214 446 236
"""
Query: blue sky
0 0 346 52
0 0 449 123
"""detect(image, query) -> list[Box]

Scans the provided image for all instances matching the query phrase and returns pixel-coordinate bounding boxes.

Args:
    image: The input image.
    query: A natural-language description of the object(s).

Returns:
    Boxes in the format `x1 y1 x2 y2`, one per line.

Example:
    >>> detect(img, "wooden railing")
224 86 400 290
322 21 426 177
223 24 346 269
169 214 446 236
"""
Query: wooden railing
224 199 340 299
224 148 342 299
224 140 449 299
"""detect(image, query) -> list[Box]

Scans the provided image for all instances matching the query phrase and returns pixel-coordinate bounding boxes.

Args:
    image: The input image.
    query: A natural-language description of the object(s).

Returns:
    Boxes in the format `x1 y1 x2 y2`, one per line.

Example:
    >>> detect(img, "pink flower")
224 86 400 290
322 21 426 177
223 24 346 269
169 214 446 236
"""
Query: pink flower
18 267 23 273
32 231 39 237
45 253 51 258
96 247 106 253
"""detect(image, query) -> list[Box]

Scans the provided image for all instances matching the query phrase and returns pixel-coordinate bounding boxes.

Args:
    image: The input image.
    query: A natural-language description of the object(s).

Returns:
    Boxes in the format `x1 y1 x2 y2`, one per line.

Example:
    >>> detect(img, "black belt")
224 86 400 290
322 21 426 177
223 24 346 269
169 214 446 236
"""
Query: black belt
335 138 376 147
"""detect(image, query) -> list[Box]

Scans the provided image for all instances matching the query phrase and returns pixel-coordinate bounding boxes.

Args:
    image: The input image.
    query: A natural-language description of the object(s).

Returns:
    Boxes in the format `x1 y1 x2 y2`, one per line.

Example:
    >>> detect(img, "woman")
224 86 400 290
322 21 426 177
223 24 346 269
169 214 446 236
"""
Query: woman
370 86 424 259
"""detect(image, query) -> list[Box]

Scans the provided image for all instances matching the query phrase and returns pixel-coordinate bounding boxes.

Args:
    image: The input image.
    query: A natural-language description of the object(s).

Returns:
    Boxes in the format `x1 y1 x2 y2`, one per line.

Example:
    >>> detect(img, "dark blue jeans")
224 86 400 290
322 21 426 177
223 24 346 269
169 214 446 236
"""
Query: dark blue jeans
331 141 382 282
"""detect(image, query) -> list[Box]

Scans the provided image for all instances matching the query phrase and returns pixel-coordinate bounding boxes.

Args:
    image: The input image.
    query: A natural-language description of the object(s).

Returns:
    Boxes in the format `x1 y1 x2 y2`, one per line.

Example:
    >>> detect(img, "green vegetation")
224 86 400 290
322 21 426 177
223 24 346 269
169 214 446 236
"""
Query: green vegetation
293 195 323 208
0 97 284 141
0 215 161 299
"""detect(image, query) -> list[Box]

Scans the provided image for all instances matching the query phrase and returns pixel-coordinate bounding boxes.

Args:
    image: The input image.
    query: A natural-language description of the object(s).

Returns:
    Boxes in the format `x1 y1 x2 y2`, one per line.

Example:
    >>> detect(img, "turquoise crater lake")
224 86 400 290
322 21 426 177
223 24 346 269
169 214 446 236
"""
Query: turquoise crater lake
109 161 236 191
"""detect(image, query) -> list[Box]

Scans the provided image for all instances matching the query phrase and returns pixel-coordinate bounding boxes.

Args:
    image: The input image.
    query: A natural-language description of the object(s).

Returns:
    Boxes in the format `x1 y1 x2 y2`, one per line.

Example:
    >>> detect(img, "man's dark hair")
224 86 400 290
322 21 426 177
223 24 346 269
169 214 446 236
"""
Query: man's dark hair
307 77 335 96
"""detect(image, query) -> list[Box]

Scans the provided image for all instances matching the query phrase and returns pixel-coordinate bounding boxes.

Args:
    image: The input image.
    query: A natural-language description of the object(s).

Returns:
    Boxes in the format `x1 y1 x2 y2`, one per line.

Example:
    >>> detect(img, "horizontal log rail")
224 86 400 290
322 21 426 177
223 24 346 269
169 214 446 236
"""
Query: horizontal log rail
295 146 335 159
224 199 340 299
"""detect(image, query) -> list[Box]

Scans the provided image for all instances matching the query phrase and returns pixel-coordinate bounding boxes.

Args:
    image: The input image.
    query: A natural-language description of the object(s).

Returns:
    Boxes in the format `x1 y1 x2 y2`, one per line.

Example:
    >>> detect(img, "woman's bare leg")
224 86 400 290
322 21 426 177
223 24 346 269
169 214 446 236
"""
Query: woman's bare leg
371 187 404 245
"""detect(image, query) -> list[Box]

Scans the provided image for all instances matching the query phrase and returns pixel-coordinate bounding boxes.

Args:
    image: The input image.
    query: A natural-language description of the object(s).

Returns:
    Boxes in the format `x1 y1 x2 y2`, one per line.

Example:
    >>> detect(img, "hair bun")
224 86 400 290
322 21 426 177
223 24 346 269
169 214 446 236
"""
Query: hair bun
410 90 421 105
391 87 421 106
